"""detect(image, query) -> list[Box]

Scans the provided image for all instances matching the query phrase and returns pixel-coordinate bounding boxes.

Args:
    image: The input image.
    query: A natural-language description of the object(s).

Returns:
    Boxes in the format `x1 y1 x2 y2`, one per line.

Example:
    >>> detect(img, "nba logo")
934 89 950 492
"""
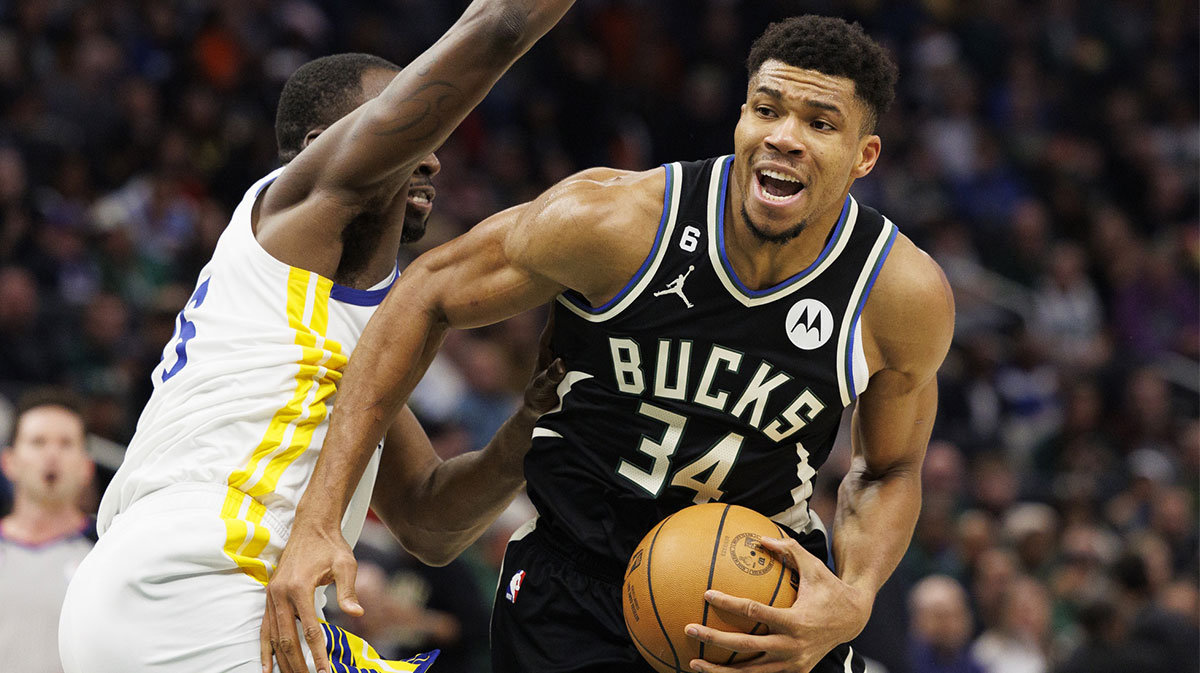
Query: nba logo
506 570 526 603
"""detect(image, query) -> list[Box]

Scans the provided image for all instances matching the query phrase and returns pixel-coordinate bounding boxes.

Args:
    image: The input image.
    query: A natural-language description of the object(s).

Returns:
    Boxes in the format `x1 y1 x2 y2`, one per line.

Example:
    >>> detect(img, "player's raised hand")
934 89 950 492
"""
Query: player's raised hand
684 536 872 673
261 522 362 673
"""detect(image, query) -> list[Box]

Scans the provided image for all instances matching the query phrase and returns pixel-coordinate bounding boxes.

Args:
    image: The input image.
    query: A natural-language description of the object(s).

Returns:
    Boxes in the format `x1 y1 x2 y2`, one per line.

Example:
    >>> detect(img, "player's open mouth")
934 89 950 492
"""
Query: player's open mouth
407 187 435 214
754 168 805 206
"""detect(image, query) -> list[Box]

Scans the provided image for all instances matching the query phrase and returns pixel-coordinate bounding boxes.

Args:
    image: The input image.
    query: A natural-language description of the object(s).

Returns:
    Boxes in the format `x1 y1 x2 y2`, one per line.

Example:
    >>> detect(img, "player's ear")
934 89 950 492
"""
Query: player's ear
302 126 328 150
851 134 881 179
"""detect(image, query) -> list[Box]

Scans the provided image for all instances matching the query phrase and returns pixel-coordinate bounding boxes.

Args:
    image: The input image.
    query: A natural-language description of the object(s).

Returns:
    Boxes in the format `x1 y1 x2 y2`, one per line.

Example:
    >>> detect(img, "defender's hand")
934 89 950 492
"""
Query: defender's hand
521 357 566 418
519 310 565 420
261 522 362 673
684 536 872 673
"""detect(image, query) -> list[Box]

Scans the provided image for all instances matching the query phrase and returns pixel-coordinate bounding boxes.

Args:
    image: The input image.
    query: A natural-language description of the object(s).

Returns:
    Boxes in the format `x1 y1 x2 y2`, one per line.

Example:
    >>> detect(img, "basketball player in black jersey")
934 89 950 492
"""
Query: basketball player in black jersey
274 15 954 673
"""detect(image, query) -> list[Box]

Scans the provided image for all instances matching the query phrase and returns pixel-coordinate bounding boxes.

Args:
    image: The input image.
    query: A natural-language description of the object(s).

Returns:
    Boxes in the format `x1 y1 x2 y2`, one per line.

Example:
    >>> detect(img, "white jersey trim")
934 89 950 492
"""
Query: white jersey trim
769 441 822 536
835 219 898 407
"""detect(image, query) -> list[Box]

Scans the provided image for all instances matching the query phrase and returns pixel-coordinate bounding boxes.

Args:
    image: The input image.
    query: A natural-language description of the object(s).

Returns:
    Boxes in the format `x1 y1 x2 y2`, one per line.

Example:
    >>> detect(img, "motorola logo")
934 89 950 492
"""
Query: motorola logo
785 299 834 350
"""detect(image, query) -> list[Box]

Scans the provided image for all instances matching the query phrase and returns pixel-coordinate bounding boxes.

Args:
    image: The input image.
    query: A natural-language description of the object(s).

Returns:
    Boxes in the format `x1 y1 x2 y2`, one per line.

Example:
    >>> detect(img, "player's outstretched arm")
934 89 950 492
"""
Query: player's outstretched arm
263 167 661 673
257 0 576 261
685 236 955 673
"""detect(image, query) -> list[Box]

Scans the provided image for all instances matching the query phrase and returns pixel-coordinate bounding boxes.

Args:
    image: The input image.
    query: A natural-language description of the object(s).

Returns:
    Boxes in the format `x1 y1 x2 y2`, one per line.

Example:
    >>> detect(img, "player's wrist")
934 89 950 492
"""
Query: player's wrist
293 499 346 532
513 402 544 427
835 578 875 638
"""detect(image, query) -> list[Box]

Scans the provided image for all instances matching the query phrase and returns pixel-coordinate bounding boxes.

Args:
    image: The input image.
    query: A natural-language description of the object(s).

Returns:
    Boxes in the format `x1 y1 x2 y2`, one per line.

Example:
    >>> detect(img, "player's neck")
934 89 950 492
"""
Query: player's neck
723 201 841 291
2 498 86 544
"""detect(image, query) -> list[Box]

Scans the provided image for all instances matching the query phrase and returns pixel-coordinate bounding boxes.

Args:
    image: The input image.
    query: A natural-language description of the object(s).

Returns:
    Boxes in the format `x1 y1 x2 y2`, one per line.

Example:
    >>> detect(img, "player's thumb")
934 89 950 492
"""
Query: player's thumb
332 555 363 617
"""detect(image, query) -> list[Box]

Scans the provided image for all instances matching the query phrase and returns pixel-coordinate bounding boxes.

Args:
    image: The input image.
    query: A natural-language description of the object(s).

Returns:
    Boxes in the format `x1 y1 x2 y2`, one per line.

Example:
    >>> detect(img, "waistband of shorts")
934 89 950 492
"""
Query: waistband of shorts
116 482 291 543
524 524 628 585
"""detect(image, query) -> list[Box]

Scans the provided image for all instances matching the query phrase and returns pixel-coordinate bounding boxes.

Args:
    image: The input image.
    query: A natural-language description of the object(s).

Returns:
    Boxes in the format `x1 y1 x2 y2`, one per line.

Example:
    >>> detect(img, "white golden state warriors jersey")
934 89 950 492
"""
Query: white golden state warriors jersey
97 168 393 582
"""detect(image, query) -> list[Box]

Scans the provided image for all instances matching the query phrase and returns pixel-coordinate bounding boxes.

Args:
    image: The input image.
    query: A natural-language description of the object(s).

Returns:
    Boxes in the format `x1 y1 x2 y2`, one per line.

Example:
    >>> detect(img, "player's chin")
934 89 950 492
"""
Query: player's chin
744 210 807 244
400 215 428 244
747 195 806 226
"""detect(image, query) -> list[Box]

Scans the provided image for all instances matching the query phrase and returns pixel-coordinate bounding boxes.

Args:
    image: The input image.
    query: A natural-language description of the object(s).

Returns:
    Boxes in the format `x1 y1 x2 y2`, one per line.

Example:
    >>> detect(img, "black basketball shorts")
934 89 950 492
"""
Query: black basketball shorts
489 524 865 673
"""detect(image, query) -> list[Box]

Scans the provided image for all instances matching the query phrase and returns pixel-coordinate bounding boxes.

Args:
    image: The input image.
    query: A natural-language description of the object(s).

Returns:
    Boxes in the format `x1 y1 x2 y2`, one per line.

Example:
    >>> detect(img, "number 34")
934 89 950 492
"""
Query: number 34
617 401 743 504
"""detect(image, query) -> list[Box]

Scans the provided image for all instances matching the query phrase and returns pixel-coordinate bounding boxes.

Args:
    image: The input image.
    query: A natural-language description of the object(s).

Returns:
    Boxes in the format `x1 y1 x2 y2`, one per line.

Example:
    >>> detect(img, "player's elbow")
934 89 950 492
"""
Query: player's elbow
395 530 464 567
465 4 533 56
842 453 922 493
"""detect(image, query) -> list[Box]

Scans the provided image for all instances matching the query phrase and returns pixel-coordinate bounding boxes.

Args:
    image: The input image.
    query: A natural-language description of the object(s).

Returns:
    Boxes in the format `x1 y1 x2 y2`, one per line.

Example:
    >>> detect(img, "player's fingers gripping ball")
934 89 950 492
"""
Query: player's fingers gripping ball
622 503 799 672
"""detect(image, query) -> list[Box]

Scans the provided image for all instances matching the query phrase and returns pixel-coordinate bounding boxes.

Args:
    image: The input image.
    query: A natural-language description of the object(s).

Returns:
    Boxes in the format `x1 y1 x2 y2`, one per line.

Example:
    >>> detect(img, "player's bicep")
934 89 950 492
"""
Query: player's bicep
853 238 953 473
413 168 655 328
407 203 566 330
499 169 656 305
851 369 937 476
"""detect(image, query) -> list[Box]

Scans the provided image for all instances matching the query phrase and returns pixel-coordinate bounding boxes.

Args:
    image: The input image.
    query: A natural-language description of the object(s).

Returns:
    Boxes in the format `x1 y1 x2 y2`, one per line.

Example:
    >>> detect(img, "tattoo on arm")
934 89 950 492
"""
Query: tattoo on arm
373 80 461 144
416 56 438 77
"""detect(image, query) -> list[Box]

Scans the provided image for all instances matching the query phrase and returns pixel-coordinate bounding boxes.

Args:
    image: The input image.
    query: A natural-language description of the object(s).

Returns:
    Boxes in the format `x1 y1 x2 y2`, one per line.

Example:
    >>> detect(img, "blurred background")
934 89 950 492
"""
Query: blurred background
0 1 1195 672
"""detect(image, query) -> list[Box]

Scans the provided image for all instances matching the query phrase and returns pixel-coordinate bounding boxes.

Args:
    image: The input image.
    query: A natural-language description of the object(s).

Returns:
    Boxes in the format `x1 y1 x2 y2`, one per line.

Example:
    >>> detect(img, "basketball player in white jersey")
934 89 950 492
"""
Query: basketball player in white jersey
272 15 955 673
58 2 575 672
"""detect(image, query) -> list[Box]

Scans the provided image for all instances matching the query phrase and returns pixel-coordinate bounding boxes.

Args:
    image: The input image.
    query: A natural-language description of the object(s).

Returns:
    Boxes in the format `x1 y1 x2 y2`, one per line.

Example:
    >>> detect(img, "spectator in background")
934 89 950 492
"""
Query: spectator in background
1110 241 1199 359
971 575 1052 673
0 388 94 673
1053 596 1151 673
971 546 1021 636
0 265 67 393
908 575 985 673
1047 523 1120 649
1110 552 1199 673
1002 503 1059 577
1029 241 1108 373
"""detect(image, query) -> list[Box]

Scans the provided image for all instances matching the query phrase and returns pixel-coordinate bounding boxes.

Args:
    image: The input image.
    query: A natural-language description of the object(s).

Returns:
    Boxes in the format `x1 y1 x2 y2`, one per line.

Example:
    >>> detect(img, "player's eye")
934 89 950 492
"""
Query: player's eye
813 120 835 131
756 106 777 118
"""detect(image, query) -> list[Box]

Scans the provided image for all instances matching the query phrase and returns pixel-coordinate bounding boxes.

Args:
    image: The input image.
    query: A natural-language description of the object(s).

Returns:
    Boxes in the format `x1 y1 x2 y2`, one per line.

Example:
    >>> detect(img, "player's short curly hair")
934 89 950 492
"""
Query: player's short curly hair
275 53 401 164
746 15 898 133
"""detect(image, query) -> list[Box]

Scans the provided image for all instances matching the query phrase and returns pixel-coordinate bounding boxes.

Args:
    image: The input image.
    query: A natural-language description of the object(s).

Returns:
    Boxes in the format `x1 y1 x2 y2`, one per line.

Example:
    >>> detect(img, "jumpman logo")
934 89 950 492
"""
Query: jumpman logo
654 265 695 308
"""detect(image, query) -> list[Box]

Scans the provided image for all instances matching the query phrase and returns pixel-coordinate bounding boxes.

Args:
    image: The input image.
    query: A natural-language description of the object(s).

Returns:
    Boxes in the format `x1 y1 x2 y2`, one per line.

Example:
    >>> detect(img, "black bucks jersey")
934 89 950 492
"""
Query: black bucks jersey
527 155 898 571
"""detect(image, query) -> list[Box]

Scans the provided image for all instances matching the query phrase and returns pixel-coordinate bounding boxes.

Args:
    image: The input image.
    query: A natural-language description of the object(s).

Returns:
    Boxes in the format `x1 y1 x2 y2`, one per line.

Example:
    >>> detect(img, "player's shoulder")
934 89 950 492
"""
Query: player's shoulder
864 229 955 371
539 165 666 223
874 233 951 311
508 166 669 303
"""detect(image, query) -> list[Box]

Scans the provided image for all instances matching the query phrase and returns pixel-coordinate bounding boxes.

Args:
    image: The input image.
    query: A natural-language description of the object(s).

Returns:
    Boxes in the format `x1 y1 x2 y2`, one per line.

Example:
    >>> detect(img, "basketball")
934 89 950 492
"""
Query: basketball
622 503 799 672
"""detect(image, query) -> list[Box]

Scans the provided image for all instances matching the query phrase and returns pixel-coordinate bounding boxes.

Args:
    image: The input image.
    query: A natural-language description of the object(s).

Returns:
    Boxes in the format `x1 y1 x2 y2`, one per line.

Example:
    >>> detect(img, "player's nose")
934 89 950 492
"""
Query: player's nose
417 152 441 177
764 117 805 156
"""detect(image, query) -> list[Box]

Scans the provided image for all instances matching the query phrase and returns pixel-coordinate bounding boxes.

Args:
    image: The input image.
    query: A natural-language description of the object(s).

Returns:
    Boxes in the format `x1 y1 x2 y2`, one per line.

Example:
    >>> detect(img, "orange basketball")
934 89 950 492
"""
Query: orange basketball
622 503 799 672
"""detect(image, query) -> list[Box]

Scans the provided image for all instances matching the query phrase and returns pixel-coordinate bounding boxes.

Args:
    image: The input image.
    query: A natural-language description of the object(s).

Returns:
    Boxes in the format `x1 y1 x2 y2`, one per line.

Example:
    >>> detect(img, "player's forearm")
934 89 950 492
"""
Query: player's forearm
298 295 446 528
831 458 922 609
465 0 578 46
336 0 574 186
380 405 539 565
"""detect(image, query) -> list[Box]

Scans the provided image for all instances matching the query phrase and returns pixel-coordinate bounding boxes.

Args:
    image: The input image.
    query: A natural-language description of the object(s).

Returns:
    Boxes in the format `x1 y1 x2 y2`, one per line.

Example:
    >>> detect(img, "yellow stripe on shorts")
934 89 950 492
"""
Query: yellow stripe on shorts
322 622 439 672
222 267 347 583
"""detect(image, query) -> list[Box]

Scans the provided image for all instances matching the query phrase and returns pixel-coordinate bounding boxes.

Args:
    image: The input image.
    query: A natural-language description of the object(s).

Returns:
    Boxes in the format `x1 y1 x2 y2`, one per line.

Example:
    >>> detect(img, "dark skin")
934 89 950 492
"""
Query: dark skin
281 60 953 673
249 1 578 672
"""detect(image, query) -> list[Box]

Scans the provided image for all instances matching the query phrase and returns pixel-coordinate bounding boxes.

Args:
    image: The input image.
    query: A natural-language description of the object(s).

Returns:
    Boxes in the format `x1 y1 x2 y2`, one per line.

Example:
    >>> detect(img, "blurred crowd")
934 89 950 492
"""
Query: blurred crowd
0 1 1195 672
